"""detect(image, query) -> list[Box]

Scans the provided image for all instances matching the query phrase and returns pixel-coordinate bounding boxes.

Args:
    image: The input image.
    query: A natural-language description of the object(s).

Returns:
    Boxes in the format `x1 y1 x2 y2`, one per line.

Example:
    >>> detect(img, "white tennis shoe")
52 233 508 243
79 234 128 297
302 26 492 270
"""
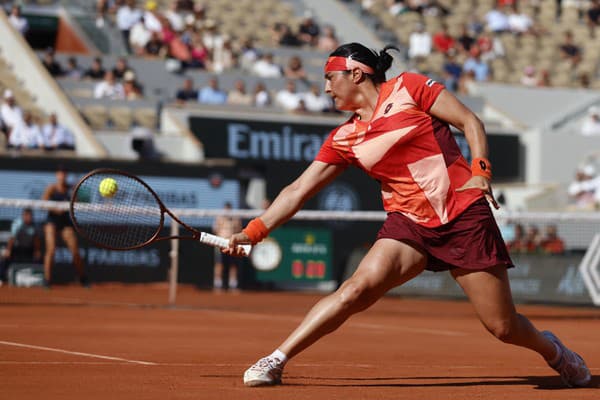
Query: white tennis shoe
542 331 591 387
243 356 284 387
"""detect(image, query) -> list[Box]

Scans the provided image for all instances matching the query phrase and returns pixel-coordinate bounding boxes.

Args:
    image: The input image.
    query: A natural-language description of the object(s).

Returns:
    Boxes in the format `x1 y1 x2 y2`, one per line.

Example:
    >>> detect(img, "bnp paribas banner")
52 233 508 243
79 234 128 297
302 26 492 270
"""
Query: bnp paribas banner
253 227 334 288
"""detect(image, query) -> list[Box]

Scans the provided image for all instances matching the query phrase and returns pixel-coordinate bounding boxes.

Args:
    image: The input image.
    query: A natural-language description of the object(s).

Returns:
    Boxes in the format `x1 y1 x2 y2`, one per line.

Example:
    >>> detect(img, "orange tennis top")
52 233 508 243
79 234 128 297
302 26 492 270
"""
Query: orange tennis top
315 72 483 227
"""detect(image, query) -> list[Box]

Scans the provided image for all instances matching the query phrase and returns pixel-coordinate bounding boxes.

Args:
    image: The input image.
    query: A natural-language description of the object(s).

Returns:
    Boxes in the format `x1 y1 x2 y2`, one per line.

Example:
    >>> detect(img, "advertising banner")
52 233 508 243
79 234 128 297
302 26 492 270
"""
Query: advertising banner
253 227 334 288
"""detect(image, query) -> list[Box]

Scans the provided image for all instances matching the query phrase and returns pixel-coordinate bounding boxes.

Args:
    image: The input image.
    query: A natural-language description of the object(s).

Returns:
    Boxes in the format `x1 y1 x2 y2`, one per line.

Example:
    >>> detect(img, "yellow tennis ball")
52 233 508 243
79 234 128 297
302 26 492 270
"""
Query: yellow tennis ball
99 177 118 198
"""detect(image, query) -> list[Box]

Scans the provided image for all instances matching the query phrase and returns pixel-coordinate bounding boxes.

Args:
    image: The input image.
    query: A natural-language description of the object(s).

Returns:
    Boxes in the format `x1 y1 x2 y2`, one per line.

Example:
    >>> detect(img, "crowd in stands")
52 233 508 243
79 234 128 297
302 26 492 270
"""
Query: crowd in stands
506 223 566 254
0 89 75 151
174 75 335 113
360 0 600 91
93 0 340 73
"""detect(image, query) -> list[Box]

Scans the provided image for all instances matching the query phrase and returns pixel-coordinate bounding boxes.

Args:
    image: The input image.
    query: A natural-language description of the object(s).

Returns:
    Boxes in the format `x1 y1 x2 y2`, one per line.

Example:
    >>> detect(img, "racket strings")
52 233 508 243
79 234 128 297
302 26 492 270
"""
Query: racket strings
71 173 162 249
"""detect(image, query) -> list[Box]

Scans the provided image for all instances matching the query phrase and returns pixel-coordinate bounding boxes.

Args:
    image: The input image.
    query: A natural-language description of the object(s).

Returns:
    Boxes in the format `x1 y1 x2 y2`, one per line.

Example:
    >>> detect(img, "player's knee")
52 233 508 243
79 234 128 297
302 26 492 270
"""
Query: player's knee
338 280 373 311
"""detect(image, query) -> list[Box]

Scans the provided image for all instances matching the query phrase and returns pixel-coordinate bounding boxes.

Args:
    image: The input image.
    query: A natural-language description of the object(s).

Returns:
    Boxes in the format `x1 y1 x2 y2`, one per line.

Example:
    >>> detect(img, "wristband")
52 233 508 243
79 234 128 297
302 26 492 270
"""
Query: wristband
242 218 269 244
471 158 492 180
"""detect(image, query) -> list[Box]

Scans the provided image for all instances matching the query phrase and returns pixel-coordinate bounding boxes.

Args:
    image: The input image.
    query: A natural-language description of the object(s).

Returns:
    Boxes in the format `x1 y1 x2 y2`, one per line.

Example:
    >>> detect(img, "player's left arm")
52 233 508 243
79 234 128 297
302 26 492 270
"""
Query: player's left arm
429 89 498 209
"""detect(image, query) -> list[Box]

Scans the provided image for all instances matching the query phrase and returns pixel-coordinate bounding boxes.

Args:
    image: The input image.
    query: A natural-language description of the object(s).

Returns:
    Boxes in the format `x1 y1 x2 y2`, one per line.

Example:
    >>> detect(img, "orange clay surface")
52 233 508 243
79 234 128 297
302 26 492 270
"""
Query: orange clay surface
0 283 598 399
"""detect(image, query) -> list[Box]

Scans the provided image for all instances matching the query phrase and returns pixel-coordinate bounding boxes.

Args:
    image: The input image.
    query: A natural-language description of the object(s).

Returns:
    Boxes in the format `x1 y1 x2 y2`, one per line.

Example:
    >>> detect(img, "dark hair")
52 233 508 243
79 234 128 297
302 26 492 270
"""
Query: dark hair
329 43 398 84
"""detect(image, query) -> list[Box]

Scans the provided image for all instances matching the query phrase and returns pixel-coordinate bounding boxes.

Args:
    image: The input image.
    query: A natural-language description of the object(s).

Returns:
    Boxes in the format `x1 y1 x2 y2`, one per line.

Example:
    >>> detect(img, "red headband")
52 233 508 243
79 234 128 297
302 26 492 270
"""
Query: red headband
325 56 375 74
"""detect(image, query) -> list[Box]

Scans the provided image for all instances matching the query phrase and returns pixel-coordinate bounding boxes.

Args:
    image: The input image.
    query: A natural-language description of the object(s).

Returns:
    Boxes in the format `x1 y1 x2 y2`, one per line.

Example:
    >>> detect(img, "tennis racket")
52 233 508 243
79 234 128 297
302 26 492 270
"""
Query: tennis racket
69 168 251 255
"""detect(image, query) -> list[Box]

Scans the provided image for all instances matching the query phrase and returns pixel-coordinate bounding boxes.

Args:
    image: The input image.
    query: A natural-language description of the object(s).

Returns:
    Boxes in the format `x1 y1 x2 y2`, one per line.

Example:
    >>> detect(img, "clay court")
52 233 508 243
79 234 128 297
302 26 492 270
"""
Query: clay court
1 284 598 399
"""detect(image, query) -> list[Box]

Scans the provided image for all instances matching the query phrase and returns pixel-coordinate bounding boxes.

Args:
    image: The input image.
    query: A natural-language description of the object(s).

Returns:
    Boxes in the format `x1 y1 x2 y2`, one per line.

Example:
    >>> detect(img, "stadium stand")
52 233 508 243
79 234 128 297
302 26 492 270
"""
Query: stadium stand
348 0 600 89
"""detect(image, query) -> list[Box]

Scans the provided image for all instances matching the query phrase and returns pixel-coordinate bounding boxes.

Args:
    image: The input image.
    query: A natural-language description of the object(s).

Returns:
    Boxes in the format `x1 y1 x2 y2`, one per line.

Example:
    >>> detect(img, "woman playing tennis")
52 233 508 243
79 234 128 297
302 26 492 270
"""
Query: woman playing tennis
227 43 591 388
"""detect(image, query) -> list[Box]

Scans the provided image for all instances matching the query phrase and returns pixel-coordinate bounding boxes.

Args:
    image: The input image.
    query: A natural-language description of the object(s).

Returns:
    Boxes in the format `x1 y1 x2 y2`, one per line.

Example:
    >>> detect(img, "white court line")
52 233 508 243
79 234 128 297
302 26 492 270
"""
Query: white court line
0 340 157 366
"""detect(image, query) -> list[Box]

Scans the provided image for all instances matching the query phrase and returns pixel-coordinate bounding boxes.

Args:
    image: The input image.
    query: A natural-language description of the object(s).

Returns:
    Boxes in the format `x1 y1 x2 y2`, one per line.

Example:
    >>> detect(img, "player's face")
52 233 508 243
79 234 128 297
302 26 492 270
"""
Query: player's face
324 71 356 111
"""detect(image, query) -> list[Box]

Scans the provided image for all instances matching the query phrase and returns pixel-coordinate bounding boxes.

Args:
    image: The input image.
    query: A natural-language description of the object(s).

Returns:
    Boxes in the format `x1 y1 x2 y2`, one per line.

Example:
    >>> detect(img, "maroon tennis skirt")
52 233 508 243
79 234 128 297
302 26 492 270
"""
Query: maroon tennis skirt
376 198 513 272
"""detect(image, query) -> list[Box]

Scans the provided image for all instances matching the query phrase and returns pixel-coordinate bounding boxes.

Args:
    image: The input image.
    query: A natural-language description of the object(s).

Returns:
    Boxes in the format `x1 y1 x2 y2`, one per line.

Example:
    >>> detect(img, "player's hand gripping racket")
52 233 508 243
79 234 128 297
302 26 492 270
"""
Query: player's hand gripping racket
69 169 251 255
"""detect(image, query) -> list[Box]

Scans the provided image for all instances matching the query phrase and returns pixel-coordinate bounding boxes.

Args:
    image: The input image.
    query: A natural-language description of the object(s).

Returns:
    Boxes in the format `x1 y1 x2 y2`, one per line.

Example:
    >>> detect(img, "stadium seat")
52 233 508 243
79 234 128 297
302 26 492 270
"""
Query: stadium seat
133 108 158 130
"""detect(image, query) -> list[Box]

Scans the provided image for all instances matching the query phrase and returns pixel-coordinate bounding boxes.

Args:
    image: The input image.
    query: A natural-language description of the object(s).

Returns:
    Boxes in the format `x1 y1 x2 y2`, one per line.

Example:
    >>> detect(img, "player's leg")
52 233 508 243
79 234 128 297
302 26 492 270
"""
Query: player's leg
244 238 427 386
61 227 86 284
43 223 57 285
213 248 224 290
452 264 591 387
228 261 238 290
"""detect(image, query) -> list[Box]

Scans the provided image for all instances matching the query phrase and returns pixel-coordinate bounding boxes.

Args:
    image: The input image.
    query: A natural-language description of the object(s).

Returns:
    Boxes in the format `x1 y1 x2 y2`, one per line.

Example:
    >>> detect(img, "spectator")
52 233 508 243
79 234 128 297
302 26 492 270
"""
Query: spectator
83 57 106 80
202 20 225 57
298 14 320 46
143 0 163 33
477 31 504 62
507 4 534 34
456 24 476 55
276 24 302 47
520 66 538 86
227 80 253 106
189 32 210 69
239 38 259 71
524 225 542 253
175 78 198 103
559 30 581 65
442 50 462 91
567 164 599 209
130 16 152 55
432 24 455 54
540 225 565 255
275 80 302 111
581 106 600 136
198 77 227 104
0 208 42 286
485 4 510 33
116 0 142 54
164 1 185 32
252 53 283 78
253 82 271 107
588 0 600 37
94 71 125 99
538 69 552 87
463 47 490 81
41 48 64 77
42 113 75 150
1 90 24 139
42 166 88 287
284 55 308 81
408 22 432 60
9 5 28 35
64 57 84 79
144 32 166 56
302 83 333 113
212 202 242 291
122 71 143 100
8 111 43 149
211 36 235 73
112 57 133 80
507 223 527 253
317 25 340 53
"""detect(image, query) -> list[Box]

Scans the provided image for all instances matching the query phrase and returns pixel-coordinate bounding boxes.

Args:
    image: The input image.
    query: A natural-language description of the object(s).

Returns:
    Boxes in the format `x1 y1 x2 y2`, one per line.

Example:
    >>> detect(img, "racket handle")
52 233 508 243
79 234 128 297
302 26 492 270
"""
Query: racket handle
199 232 252 256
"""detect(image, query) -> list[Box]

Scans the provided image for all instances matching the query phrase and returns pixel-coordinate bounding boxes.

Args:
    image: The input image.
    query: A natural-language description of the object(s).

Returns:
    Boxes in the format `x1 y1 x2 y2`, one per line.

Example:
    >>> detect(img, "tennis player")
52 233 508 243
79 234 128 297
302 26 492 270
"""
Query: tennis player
227 43 591 388
42 166 88 287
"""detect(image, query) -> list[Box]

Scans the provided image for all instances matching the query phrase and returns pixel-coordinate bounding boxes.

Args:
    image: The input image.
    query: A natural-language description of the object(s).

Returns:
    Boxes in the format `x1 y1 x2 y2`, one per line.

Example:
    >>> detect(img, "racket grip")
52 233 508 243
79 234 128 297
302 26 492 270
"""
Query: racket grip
199 232 252 256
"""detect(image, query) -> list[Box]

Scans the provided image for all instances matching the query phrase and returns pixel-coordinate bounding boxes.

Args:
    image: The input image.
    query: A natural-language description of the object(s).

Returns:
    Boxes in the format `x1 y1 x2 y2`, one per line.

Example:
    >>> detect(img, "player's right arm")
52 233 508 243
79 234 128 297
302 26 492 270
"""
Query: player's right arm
227 161 344 250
